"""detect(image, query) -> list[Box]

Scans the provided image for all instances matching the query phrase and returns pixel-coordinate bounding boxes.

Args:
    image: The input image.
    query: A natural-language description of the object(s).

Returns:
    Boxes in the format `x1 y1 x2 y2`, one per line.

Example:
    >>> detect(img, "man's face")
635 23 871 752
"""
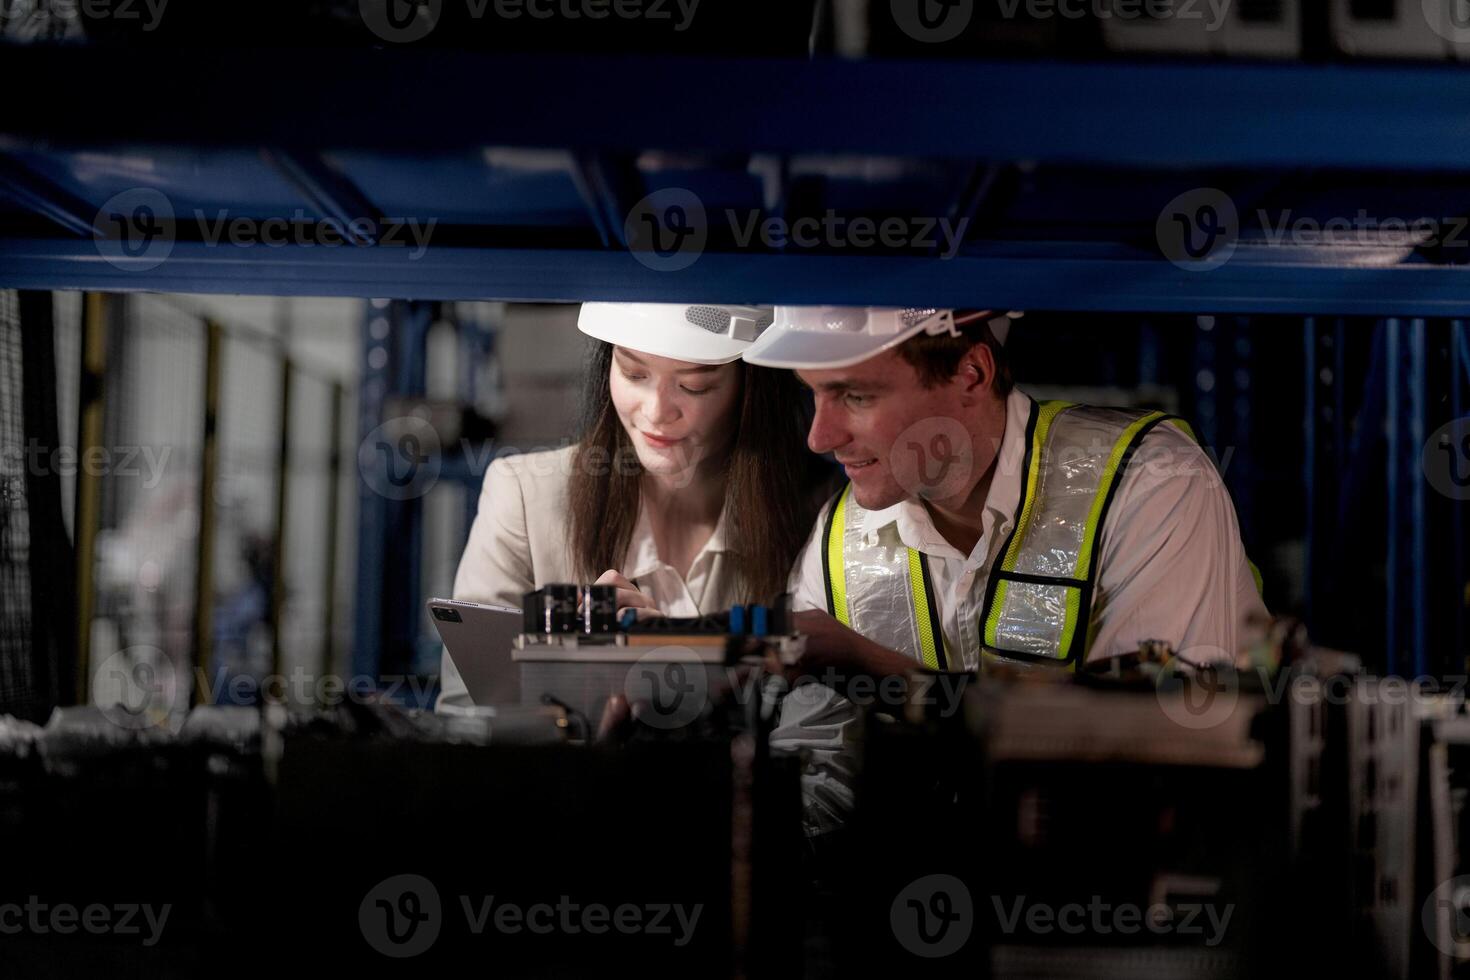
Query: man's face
798 348 1001 511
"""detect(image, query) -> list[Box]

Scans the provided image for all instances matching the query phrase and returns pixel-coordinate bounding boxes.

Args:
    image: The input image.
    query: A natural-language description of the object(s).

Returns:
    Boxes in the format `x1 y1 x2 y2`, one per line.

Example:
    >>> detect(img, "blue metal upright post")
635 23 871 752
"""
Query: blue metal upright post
352 299 393 682
1387 319 1400 677
1303 317 1317 635
1384 317 1430 678
1409 319 1428 678
1453 321 1468 676
387 302 432 681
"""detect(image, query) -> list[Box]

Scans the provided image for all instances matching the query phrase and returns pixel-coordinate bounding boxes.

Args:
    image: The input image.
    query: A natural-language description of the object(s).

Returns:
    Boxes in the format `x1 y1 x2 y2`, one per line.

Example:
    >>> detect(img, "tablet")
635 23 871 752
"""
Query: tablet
427 597 524 705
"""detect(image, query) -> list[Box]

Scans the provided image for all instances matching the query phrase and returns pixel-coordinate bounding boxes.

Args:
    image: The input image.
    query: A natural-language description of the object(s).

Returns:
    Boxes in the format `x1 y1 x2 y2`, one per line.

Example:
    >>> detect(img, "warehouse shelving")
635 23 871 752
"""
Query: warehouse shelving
5 50 1470 311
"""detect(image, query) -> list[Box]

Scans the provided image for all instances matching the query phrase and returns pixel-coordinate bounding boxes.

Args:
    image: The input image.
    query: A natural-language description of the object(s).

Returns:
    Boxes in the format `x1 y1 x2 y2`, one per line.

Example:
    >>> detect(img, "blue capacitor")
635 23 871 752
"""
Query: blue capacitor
752 604 768 636
729 605 745 635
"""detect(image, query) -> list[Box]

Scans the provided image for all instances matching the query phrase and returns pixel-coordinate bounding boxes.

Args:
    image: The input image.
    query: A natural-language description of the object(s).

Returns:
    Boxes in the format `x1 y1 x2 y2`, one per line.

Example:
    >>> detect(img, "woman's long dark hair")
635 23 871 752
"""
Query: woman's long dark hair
566 339 821 604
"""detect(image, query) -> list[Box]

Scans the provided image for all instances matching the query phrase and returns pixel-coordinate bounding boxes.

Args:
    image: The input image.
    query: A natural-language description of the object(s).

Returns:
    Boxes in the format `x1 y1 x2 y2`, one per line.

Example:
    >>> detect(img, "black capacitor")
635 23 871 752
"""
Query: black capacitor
543 583 579 634
581 584 617 633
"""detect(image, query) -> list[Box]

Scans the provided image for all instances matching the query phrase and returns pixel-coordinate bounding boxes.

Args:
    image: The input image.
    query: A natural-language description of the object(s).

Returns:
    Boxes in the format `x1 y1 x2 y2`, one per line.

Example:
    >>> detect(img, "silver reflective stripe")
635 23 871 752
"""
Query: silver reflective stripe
836 495 926 664
988 580 1077 662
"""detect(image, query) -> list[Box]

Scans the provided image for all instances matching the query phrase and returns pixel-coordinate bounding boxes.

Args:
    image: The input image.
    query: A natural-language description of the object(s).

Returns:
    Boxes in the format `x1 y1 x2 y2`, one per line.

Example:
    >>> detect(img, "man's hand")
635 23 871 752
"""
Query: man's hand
789 609 918 682
593 569 663 622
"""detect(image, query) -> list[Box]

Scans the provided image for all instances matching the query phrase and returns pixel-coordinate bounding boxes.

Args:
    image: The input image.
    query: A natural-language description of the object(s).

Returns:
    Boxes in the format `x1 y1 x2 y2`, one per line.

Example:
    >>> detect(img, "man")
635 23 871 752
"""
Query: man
743 306 1267 832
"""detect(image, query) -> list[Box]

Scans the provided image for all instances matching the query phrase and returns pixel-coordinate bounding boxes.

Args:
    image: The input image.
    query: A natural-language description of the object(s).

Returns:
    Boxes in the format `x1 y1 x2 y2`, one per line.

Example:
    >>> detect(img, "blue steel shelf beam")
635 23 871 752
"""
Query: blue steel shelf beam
568 152 638 249
260 148 383 247
12 236 1470 314
0 154 96 237
12 50 1470 170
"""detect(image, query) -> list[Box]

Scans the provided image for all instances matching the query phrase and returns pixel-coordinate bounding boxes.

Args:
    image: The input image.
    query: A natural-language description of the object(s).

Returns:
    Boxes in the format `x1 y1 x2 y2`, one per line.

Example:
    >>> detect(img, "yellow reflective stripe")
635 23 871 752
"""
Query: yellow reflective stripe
1056 585 1084 662
1058 587 1093 669
1167 416 1199 442
1057 411 1167 656
984 400 1070 647
998 400 1070 574
906 548 941 670
983 579 1009 648
826 484 852 627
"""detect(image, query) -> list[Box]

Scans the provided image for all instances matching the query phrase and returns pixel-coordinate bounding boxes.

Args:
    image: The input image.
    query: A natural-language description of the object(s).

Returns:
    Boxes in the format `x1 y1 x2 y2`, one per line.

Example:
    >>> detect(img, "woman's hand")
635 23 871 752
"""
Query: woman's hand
593 569 664 622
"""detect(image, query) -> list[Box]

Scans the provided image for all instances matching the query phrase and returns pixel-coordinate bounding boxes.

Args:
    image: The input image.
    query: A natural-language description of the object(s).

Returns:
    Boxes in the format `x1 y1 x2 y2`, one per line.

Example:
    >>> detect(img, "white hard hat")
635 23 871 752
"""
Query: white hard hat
741 307 1019 370
577 303 774 365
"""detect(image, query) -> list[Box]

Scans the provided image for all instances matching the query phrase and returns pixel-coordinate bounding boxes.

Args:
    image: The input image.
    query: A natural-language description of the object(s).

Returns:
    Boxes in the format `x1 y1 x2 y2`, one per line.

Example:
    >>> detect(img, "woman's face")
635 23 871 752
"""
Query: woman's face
608 346 742 480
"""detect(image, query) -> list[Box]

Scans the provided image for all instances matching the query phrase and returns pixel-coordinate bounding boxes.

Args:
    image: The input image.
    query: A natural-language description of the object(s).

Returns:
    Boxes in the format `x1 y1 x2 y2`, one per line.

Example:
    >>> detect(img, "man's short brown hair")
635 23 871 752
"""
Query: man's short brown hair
895 310 1014 394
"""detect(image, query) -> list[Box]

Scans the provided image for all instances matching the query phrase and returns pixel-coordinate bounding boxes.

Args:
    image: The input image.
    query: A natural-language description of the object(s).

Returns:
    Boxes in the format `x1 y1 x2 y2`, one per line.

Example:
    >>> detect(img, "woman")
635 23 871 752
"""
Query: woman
436 302 822 711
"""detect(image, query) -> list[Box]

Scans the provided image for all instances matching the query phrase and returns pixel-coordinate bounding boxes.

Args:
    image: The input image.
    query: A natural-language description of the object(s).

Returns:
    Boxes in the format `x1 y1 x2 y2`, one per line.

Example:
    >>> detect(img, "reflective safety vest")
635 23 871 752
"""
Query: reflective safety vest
821 398 1248 672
